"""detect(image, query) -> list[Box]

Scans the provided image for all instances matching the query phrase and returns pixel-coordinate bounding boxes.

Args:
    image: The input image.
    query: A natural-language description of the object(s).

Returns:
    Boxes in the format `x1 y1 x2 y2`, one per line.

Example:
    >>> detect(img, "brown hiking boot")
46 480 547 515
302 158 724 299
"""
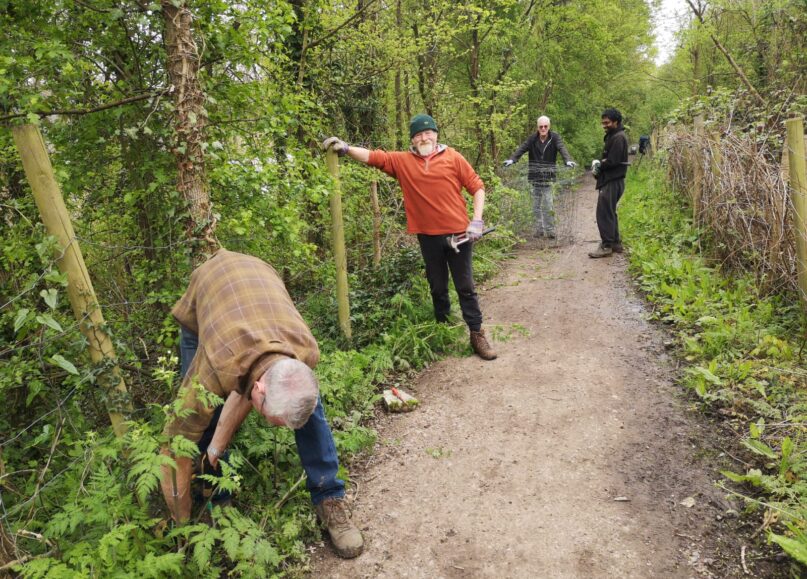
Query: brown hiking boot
588 244 613 258
315 497 364 559
470 329 497 360
612 243 624 253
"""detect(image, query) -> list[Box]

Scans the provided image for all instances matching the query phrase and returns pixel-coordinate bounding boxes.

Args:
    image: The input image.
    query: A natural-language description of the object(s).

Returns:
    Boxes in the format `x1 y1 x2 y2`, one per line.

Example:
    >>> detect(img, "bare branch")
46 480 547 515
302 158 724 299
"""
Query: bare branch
684 0 766 107
306 0 380 52
0 90 169 122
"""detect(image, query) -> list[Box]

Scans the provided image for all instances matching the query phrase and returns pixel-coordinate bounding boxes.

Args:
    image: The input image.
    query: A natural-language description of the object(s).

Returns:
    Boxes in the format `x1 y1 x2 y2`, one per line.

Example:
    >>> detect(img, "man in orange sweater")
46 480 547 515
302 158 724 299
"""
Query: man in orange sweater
323 114 496 360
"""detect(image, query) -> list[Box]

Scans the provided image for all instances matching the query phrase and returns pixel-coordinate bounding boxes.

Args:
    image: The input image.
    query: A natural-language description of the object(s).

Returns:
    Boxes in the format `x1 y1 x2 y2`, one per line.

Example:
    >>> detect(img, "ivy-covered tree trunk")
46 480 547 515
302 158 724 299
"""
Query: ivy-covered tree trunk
161 0 218 264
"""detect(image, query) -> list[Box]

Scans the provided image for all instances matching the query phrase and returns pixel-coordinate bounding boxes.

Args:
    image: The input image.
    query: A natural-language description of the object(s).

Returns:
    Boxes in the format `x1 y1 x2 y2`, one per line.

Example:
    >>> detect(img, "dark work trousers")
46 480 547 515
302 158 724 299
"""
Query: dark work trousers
596 179 625 247
417 233 483 331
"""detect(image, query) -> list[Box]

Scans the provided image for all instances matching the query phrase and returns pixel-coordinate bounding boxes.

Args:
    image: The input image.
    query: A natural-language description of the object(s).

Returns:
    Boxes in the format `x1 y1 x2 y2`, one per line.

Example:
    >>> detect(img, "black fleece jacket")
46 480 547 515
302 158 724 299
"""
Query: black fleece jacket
508 130 574 184
596 126 629 189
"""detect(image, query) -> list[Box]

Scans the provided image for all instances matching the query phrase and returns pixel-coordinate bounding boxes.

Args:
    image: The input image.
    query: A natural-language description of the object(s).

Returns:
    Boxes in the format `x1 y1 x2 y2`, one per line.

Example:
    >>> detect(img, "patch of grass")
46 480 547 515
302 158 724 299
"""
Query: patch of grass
622 163 807 569
425 447 452 459
490 323 531 342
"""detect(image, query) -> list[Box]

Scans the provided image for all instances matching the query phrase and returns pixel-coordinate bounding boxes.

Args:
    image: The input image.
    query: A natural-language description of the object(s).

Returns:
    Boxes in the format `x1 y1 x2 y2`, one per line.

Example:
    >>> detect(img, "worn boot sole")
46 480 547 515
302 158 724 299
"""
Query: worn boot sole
332 542 364 559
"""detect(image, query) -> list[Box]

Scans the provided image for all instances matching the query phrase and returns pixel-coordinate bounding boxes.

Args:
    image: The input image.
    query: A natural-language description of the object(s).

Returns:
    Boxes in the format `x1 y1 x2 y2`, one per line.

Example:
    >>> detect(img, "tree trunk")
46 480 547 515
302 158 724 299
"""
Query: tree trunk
413 20 436 116
161 0 218 264
539 79 553 110
394 0 404 149
404 70 412 125
469 27 485 166
371 181 381 268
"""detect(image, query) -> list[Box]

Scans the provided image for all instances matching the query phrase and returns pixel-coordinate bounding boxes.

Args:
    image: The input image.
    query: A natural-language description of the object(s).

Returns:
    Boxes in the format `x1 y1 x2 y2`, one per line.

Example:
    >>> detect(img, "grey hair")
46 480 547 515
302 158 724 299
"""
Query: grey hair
537 115 551 127
260 359 319 429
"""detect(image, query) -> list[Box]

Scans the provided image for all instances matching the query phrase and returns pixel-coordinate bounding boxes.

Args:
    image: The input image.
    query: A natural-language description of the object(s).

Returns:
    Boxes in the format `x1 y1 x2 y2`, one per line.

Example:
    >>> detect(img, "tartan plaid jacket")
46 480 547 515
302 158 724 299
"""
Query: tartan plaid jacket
165 249 319 441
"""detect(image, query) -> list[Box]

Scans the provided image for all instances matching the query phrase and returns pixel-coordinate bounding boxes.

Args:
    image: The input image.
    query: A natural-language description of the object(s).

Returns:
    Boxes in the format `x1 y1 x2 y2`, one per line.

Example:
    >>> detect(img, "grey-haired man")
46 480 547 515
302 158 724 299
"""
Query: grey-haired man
504 115 576 238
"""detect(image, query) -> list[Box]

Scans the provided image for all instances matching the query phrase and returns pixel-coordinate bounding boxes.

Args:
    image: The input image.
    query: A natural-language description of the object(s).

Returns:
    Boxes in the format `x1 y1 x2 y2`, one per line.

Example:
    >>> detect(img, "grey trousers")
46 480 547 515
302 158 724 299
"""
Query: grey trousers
531 182 555 236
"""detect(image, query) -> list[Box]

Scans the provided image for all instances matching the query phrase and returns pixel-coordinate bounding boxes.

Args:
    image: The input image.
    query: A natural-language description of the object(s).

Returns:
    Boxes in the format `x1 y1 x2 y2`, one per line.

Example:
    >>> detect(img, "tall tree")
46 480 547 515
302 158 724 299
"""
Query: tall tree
161 0 218 262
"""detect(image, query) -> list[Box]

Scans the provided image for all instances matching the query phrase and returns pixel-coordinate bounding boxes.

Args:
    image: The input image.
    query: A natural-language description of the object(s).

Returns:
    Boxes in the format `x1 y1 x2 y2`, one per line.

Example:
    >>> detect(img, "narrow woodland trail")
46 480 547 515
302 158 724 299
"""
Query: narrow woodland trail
310 174 748 578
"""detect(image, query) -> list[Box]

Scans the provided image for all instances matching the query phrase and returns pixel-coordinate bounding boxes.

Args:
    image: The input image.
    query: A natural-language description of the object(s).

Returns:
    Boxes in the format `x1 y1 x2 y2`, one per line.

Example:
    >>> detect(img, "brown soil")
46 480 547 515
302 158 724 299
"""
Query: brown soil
309 174 792 578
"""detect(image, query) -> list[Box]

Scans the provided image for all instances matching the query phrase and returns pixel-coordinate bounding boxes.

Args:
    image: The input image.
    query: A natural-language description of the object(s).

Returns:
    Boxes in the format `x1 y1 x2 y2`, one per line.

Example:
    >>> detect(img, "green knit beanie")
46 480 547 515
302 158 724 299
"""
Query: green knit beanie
409 114 438 139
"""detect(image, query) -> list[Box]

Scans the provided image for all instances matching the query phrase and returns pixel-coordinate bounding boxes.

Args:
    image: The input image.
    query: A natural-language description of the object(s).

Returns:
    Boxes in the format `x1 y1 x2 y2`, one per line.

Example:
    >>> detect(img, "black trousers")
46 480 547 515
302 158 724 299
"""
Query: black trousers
596 179 625 247
417 234 483 331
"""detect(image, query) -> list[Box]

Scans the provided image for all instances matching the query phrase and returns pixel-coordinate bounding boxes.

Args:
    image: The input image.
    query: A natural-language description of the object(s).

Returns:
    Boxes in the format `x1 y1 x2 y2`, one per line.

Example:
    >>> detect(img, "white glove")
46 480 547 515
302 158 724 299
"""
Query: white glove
566 161 577 168
502 159 514 168
207 445 222 468
466 219 484 242
322 136 349 157
591 159 601 176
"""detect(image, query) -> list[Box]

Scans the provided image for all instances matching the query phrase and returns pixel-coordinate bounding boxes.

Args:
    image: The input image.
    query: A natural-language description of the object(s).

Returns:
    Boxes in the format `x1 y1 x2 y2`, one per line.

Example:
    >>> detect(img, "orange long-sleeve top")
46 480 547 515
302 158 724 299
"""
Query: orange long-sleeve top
367 146 485 235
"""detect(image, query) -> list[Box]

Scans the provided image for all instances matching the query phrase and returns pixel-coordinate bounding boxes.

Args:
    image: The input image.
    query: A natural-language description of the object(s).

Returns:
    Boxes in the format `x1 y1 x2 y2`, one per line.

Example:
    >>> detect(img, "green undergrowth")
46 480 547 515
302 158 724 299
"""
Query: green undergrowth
621 164 807 570
8 233 517 578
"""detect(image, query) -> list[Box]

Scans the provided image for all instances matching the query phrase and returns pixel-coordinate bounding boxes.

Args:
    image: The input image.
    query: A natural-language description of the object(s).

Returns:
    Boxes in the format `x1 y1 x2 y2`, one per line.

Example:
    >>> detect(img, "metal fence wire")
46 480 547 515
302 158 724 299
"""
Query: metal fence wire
500 162 580 245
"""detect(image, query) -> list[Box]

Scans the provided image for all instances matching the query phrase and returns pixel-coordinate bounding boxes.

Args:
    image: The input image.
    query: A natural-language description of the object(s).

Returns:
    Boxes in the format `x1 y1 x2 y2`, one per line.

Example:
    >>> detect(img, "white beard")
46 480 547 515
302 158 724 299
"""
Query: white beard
416 142 435 156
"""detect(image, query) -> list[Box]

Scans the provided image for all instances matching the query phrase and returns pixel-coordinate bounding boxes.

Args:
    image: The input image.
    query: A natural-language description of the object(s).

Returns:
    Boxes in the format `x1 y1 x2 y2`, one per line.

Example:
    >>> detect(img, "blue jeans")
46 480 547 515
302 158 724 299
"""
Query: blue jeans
179 327 345 505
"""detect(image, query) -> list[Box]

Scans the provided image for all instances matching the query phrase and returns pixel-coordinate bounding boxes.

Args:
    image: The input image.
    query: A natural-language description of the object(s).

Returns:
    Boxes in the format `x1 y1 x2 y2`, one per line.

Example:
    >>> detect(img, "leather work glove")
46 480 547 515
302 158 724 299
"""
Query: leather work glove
502 159 514 168
565 161 577 168
322 137 349 157
466 219 485 242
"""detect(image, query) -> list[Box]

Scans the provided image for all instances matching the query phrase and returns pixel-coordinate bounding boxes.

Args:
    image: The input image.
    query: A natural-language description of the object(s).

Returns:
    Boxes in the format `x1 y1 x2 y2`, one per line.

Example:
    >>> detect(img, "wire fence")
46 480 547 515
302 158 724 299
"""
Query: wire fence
499 162 580 245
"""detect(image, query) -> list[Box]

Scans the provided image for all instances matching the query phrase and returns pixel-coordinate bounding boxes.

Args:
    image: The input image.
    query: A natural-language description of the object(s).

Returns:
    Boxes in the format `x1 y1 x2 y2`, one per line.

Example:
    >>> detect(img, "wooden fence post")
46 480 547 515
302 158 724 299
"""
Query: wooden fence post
781 142 789 182
12 125 131 437
692 115 705 223
325 149 352 341
708 130 721 179
785 117 807 312
370 181 381 269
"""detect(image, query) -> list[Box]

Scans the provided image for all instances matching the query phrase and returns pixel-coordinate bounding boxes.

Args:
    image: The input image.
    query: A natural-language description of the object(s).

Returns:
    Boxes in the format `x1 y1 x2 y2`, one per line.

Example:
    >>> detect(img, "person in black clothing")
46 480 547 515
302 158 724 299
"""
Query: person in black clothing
504 115 576 238
638 135 650 155
589 108 629 258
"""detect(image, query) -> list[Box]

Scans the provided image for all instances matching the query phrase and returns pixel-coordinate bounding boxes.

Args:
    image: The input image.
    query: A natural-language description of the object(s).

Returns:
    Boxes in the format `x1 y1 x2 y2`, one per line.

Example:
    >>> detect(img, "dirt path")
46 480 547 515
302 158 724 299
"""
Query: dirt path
310 174 750 577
